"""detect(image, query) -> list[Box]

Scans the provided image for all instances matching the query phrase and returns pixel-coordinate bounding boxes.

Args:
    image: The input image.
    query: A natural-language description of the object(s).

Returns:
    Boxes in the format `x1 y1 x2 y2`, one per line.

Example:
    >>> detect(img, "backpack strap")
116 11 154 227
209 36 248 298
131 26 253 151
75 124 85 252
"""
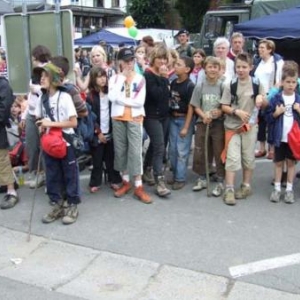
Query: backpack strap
42 91 61 122
132 78 145 99
230 78 238 105
251 77 260 100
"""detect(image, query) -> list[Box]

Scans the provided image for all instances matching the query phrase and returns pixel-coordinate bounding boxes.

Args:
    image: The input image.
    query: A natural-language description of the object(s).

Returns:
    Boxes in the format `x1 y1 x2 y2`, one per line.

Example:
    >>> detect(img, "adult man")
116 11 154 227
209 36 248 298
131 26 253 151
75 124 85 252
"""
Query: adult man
227 32 245 61
175 29 195 58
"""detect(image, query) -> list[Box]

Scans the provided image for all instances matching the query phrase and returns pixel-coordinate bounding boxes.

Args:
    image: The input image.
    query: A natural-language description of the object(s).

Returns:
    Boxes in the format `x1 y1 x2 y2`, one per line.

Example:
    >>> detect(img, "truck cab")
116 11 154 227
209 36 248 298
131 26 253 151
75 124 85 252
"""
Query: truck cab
198 0 300 55
199 8 250 55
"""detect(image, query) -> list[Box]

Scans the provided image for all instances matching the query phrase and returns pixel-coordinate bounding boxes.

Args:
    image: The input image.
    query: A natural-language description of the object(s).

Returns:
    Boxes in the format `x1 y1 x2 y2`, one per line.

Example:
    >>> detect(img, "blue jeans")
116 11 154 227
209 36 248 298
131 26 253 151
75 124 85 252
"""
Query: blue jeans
44 146 81 205
168 117 193 182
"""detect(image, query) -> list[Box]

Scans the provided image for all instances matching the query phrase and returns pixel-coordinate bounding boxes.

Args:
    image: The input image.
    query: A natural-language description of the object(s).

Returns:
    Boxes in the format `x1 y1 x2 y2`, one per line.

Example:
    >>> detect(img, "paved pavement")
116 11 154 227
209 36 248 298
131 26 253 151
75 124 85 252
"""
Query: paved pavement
1 158 300 299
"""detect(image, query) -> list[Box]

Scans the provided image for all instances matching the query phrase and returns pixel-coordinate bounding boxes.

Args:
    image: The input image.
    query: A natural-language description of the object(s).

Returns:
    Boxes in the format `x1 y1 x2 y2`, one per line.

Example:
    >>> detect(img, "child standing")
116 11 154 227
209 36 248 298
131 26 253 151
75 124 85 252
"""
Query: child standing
190 49 206 85
7 97 29 173
187 56 225 196
168 56 195 190
35 63 81 224
86 66 122 192
265 66 300 204
221 53 266 206
108 48 151 204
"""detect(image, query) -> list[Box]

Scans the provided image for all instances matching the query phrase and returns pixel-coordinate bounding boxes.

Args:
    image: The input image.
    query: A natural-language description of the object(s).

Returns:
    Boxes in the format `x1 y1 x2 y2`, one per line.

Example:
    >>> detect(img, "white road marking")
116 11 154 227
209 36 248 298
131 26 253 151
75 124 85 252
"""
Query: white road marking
229 253 300 278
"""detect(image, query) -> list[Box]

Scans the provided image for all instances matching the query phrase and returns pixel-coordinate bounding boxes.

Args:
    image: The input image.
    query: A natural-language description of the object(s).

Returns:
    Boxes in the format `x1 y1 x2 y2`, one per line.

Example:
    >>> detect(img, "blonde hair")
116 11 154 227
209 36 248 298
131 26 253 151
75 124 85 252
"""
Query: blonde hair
149 45 169 66
90 45 107 64
203 56 221 69
169 49 179 62
258 39 276 54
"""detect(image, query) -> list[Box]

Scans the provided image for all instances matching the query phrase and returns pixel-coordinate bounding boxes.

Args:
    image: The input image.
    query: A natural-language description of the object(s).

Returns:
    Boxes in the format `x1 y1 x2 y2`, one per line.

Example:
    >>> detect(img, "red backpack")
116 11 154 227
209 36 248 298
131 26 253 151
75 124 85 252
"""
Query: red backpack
288 120 300 160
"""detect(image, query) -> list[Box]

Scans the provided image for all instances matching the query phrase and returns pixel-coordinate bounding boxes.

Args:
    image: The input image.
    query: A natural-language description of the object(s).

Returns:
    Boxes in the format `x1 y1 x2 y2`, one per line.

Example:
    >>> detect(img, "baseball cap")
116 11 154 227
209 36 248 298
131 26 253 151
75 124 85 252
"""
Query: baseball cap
175 29 189 37
117 48 135 61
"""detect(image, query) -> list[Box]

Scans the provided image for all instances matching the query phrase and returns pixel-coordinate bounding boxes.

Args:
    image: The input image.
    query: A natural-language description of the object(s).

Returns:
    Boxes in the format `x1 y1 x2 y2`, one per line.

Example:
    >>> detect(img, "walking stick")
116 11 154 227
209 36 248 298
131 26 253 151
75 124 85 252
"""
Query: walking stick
205 122 211 197
27 149 43 242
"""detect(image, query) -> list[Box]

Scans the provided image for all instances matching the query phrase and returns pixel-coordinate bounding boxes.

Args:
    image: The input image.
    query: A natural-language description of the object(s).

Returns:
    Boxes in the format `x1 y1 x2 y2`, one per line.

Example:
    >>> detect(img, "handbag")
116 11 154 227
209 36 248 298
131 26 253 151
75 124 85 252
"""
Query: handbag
288 120 300 160
41 127 67 159
41 92 67 158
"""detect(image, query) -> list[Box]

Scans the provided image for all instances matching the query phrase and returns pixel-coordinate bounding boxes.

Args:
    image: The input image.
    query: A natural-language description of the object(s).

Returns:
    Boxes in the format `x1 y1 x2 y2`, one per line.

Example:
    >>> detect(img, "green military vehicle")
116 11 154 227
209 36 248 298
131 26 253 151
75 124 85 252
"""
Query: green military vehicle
199 0 300 54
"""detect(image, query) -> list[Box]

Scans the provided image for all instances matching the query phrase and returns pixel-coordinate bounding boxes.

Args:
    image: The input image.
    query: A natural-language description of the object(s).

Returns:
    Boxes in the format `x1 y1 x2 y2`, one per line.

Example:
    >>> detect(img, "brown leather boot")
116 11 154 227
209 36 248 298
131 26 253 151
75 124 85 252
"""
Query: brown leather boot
114 181 132 198
134 186 152 204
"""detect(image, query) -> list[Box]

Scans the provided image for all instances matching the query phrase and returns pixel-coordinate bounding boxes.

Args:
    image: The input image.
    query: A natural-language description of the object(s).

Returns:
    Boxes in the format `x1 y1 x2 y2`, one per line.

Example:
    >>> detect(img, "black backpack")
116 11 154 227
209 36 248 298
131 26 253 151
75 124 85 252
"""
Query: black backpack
230 77 260 105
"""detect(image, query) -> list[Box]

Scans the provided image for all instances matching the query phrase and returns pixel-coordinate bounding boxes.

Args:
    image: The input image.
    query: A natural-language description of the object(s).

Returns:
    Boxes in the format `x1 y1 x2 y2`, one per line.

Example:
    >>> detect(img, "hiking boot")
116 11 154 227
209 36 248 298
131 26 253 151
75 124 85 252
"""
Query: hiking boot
29 174 45 189
134 186 152 204
114 181 132 198
235 184 252 199
62 204 79 225
142 167 155 186
172 181 185 190
167 177 175 185
284 190 295 204
156 176 171 197
192 178 207 192
0 194 19 209
212 183 224 197
223 188 236 206
42 202 64 223
270 189 281 203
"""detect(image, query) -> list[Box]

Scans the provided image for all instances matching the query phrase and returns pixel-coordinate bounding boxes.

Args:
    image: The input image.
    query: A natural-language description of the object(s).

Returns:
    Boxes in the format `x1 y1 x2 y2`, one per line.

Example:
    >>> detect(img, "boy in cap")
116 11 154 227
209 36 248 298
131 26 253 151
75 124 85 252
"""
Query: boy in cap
176 29 195 58
35 63 81 224
108 48 151 204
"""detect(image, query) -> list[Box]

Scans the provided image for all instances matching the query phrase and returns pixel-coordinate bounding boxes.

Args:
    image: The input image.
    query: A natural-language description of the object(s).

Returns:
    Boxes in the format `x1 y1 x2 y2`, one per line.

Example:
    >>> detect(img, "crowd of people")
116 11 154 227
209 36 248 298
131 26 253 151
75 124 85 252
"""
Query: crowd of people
0 29 299 225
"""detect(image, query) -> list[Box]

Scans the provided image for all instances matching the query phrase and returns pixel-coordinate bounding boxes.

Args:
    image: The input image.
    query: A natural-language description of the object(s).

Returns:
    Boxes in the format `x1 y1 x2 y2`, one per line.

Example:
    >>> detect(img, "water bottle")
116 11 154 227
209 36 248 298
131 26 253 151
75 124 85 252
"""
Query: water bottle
18 166 24 186
249 106 259 125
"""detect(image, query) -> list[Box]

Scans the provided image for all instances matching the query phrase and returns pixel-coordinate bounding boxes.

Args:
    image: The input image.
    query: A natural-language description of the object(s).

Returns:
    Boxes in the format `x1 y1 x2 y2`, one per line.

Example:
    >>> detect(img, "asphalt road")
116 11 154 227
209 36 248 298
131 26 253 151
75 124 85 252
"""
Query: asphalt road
1 156 300 298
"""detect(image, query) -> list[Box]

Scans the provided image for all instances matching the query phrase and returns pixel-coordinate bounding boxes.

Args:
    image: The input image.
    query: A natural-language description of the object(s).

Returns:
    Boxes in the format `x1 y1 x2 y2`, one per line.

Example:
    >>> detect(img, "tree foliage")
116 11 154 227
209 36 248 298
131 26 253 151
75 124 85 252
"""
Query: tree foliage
175 0 210 33
128 0 167 28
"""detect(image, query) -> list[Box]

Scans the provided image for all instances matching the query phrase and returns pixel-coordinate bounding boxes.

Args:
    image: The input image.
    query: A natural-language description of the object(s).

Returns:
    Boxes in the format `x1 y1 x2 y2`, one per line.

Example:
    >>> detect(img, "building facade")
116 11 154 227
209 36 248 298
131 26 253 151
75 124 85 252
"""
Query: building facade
2 0 126 43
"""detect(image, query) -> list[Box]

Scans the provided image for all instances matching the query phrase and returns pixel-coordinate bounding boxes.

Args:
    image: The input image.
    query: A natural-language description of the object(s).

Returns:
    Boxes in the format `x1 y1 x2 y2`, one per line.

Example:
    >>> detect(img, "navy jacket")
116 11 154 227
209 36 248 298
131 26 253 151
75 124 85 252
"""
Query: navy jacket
86 91 112 136
265 92 300 147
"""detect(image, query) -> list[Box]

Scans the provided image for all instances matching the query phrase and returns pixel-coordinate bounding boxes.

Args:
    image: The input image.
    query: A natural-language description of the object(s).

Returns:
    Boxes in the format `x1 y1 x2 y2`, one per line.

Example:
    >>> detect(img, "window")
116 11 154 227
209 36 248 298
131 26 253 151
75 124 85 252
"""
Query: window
95 0 104 7
111 0 120 7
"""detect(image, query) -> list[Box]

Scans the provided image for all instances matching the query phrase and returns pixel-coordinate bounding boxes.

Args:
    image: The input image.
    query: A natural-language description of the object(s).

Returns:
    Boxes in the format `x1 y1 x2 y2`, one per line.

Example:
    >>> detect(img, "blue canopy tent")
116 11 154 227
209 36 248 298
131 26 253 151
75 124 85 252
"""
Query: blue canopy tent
234 6 300 39
74 29 137 46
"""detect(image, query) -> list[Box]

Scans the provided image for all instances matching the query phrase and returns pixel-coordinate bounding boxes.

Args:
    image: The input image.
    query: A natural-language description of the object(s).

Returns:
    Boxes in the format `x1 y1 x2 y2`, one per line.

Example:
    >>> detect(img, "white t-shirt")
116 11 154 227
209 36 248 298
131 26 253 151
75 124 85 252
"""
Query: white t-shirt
100 94 110 134
281 93 295 142
35 90 77 135
254 56 283 93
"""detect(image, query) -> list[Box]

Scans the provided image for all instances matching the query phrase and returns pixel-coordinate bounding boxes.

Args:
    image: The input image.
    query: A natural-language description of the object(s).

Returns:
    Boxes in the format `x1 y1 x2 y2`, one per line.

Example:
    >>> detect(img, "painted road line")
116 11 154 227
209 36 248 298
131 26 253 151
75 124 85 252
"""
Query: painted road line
229 253 300 278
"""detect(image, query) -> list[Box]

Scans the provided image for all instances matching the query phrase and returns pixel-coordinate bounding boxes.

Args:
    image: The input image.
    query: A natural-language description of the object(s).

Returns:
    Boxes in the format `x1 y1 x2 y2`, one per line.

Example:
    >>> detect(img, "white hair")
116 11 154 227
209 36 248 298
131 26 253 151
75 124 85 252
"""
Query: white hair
213 37 230 50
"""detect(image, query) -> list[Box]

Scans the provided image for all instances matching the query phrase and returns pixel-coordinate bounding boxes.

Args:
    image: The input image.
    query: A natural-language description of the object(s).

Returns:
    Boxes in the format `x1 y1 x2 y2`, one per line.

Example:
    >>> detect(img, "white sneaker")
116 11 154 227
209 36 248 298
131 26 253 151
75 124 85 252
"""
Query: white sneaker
29 174 45 189
284 190 294 204
192 178 207 192
270 189 281 203
212 183 224 197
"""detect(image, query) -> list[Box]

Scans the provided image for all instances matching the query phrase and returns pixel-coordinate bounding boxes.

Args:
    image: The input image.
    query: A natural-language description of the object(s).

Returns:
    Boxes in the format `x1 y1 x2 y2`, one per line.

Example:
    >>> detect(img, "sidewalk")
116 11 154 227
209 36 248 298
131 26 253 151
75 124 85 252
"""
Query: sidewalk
1 226 300 300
